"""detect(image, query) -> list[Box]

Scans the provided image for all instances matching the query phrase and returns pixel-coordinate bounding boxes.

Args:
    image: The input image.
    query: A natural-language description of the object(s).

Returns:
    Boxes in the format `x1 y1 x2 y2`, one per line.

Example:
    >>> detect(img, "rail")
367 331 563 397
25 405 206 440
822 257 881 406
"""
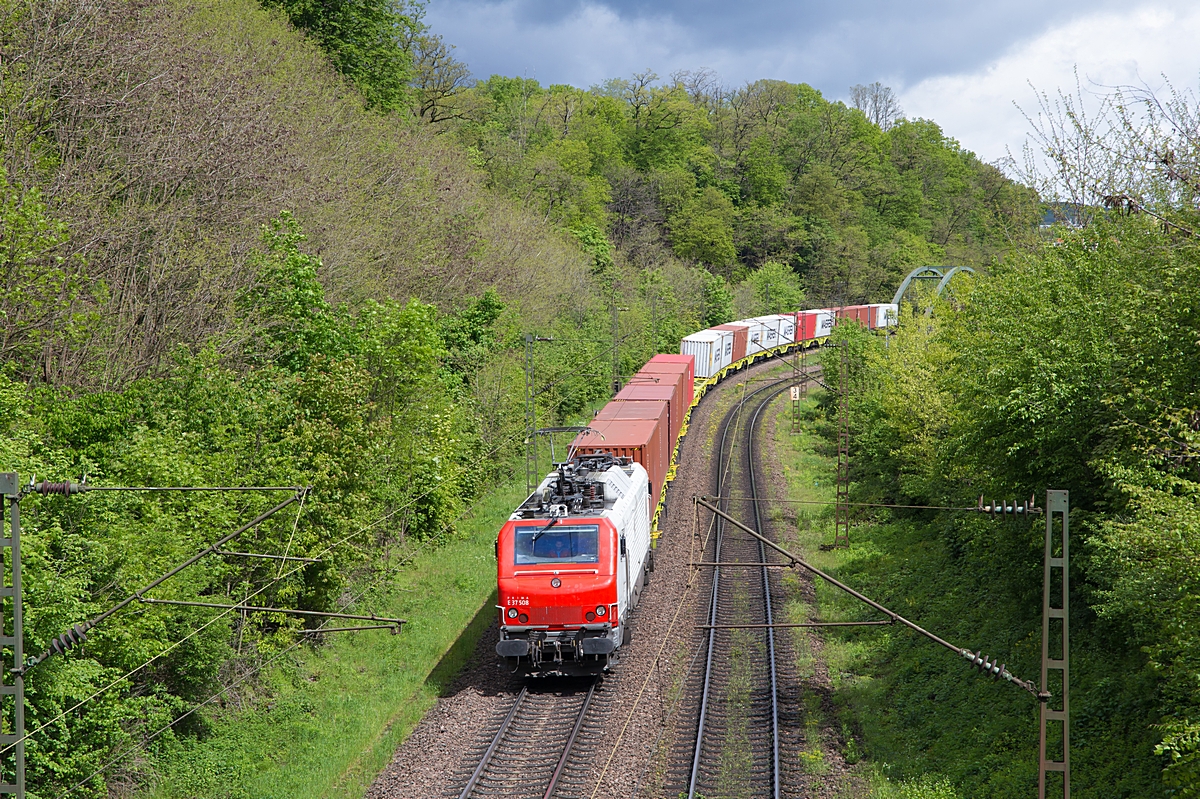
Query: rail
687 379 796 799
456 679 598 799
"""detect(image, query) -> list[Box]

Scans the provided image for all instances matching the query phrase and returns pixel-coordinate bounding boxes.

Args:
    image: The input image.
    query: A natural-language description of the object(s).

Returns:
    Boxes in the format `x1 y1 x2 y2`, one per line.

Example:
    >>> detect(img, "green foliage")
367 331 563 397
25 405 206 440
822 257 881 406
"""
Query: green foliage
0 211 491 796
738 260 805 316
1158 720 1200 797
570 223 616 280
440 289 504 353
260 0 421 112
239 211 350 371
0 167 96 374
670 185 737 268
2 0 595 386
701 271 734 327
437 71 1036 312
828 212 1200 797
0 2 1044 792
871 774 962 799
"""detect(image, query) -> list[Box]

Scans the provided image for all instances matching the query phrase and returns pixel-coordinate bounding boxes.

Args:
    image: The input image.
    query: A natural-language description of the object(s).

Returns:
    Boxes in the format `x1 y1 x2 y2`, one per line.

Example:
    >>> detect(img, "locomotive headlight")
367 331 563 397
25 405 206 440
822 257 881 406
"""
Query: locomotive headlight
506 608 518 619
551 578 561 588
595 605 607 617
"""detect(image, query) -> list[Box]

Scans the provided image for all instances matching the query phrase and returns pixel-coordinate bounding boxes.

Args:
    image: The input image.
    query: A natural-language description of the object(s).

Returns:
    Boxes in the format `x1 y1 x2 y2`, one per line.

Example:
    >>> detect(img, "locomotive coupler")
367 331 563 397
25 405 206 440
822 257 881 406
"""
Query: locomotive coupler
528 630 546 667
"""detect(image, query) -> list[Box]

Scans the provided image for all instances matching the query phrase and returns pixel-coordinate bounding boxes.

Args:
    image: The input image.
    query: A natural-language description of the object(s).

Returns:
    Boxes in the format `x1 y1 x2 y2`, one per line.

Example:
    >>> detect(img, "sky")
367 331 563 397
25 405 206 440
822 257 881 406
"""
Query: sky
423 0 1200 165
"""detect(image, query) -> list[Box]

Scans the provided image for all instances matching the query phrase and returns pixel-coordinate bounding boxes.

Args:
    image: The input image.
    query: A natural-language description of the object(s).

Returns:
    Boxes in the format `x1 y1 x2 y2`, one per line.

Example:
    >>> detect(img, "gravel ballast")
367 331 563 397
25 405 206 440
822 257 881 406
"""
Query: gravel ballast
368 357 824 799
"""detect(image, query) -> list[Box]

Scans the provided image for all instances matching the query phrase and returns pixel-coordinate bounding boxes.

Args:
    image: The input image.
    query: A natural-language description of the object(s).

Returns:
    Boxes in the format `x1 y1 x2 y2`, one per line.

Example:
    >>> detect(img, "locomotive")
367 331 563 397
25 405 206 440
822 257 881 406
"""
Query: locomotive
494 453 652 676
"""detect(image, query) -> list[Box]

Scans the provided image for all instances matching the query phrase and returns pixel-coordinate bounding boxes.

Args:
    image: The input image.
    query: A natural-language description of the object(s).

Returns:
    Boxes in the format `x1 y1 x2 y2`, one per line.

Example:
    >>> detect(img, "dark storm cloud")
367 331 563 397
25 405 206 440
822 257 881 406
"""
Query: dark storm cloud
424 0 1126 94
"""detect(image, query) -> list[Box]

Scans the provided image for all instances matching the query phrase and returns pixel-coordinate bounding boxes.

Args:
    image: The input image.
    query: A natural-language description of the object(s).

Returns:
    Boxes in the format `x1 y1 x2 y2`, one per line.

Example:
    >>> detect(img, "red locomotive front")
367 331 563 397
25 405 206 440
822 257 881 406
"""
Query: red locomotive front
495 453 651 676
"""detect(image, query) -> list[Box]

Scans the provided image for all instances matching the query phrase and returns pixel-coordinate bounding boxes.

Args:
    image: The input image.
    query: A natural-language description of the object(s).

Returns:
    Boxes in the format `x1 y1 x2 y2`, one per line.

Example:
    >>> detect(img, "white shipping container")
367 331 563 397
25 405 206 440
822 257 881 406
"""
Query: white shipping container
778 314 796 343
681 330 730 378
873 303 898 328
732 318 771 355
752 314 795 345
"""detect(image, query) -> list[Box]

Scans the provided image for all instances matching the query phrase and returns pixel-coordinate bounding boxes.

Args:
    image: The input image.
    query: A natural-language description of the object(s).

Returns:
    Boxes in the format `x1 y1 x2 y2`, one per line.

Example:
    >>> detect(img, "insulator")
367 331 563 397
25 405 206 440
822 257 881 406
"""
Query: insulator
49 621 92 655
963 649 1005 680
36 481 82 496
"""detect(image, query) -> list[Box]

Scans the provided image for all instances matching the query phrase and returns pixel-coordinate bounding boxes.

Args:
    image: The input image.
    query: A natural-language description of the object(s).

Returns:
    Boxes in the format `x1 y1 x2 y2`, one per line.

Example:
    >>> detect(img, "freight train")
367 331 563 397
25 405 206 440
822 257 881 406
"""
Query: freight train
495 304 897 675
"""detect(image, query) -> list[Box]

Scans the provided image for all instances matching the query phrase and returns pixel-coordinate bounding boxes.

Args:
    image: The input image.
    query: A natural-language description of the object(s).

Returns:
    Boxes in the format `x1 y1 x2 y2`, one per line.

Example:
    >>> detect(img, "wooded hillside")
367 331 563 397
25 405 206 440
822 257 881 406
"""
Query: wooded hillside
821 82 1200 798
0 0 1044 795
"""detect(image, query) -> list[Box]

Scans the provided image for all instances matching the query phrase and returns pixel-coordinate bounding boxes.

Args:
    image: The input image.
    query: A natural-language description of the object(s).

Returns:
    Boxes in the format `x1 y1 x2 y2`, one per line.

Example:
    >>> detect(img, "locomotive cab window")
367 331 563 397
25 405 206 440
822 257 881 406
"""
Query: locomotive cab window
514 524 600 565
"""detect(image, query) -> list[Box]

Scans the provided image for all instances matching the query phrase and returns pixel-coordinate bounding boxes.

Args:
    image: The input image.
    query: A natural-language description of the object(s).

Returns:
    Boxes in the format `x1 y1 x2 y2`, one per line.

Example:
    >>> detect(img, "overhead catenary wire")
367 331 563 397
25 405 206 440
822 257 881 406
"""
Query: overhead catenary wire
29 336 770 786
28 491 309 667
3 473 450 761
708 495 984 511
590 361 811 798
58 554 409 798
706 495 1043 513
8 348 612 764
695 496 1040 696
523 331 639 400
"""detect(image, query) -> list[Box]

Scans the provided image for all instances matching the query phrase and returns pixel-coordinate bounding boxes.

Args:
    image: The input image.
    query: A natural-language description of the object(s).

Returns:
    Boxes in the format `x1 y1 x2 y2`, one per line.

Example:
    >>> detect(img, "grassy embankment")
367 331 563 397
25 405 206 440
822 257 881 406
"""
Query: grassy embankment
768 391 964 799
144 478 527 799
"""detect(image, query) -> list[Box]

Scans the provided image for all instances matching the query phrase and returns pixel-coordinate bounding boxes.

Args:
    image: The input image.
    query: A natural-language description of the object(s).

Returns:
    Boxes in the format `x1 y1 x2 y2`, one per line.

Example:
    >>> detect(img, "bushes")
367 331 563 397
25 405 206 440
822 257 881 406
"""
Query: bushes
8 210 494 795
828 214 1200 797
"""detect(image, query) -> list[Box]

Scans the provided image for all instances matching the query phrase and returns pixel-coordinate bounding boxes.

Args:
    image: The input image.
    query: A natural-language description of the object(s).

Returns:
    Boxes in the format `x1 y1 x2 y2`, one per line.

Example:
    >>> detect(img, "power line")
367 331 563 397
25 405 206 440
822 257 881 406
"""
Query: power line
6 354 603 765
59 557 408 798
13 337 684 792
28 491 308 667
708 494 1043 514
709 495 978 510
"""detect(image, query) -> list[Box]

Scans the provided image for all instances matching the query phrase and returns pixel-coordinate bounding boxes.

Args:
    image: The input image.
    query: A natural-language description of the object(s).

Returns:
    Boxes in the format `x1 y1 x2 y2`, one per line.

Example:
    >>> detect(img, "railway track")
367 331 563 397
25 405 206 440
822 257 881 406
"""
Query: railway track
664 372 813 799
452 678 598 799
450 358 818 799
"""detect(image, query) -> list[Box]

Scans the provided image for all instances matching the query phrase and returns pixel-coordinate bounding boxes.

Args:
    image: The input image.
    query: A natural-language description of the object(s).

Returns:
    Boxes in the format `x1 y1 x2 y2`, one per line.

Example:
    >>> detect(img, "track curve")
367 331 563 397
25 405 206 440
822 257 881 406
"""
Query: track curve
667 374 806 799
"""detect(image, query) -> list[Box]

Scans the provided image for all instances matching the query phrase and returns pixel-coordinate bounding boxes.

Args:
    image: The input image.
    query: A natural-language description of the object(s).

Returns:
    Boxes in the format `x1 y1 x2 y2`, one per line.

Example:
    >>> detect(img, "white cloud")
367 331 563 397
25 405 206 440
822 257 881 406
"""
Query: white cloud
899 2 1200 164
429 0 1200 169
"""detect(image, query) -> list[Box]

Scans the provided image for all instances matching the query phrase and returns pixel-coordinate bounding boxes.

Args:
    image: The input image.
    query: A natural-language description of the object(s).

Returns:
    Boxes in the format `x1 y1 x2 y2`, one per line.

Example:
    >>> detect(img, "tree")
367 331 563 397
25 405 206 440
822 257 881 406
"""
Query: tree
261 0 421 112
0 168 93 380
410 32 471 123
1018 73 1200 229
237 211 346 371
700 270 733 326
669 186 737 269
850 82 903 131
741 260 805 315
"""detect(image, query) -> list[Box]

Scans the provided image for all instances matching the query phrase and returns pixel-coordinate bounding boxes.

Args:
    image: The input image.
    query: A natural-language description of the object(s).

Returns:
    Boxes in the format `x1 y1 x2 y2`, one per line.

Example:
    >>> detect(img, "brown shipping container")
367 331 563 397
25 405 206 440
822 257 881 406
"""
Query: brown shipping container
638 357 696 400
593 400 668 426
570 417 667 511
613 384 681 444
646 354 695 393
712 324 749 362
634 366 686 410
834 305 873 328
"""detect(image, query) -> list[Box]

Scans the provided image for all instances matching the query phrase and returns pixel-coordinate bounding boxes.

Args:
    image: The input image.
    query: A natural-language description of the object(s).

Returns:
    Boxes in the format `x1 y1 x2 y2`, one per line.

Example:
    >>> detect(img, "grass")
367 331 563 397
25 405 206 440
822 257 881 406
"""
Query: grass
144 478 528 799
767 392 963 799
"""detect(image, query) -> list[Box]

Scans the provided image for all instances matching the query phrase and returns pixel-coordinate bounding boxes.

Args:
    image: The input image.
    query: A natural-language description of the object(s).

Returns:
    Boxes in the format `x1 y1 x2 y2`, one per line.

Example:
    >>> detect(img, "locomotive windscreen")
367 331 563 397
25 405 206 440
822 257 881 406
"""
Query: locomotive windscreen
513 524 600 565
